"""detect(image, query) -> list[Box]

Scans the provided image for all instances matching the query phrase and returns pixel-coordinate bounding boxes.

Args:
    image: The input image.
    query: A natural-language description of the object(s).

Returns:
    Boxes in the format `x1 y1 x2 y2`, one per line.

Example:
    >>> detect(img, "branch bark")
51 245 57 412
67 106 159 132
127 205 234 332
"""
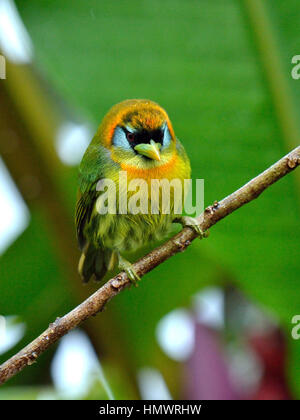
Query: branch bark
0 146 299 385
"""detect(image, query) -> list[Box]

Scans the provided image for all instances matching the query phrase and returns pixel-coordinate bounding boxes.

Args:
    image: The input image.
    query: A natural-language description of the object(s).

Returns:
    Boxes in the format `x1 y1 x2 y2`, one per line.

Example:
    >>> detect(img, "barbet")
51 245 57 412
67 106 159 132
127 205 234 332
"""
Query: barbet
76 99 202 284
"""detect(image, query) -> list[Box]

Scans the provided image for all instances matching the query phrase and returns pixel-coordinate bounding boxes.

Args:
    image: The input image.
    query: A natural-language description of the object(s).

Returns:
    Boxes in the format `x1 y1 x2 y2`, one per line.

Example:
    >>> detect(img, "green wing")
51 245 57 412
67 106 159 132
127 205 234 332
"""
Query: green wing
76 181 106 283
75 140 119 282
75 184 98 251
75 140 108 249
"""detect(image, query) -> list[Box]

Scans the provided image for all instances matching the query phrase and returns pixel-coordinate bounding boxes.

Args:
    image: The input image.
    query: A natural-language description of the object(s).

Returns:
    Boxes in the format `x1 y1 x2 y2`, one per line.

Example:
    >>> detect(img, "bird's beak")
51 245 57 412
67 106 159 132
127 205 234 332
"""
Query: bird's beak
134 140 161 161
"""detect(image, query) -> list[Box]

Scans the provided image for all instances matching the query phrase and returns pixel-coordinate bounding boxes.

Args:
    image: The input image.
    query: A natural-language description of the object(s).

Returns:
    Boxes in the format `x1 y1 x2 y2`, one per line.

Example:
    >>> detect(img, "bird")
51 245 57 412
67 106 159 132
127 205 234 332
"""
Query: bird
75 99 203 285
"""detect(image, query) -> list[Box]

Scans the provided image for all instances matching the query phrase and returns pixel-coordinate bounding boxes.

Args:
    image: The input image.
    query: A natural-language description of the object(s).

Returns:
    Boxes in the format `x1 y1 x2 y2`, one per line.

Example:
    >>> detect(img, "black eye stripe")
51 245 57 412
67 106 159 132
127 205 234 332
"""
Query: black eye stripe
122 127 163 148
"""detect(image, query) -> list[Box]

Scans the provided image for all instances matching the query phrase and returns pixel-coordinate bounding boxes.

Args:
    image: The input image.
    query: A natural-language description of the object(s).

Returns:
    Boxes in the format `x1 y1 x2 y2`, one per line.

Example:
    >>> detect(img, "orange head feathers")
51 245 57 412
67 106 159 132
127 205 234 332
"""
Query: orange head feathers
97 99 176 148
94 99 189 183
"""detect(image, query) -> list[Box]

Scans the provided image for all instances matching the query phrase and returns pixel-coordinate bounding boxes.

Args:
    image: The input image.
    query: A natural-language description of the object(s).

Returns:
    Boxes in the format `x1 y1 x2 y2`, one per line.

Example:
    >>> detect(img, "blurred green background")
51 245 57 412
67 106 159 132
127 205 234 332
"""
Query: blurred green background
0 0 299 400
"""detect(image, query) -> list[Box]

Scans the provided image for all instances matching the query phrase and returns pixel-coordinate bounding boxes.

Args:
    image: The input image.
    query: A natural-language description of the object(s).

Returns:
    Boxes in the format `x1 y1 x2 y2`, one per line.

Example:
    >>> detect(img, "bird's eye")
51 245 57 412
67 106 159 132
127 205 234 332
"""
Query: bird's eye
126 132 135 142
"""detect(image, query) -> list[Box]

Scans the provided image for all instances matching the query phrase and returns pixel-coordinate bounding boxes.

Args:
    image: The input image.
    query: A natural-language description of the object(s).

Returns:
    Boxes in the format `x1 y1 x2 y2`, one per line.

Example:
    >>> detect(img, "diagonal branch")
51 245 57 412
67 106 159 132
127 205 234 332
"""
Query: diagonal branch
0 146 299 385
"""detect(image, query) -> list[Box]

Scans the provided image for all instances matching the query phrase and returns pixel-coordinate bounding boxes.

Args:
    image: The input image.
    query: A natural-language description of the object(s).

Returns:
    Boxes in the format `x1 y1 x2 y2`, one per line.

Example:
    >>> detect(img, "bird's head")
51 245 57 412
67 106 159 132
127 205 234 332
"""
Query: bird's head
97 99 177 168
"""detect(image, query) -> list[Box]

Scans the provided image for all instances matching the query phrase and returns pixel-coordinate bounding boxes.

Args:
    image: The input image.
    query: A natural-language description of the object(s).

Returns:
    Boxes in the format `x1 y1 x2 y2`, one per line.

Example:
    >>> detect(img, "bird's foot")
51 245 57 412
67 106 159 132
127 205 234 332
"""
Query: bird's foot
118 255 140 287
175 216 209 240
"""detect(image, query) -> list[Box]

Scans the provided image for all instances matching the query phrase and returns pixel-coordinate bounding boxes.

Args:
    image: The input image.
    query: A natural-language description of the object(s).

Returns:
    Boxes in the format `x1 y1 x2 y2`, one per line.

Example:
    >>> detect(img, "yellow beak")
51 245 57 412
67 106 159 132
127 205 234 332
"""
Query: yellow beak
134 140 161 161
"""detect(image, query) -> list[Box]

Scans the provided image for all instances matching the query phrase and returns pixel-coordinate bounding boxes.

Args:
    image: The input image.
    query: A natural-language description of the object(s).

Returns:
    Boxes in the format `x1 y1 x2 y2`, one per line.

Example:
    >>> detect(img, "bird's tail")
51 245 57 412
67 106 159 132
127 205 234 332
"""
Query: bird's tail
78 242 115 283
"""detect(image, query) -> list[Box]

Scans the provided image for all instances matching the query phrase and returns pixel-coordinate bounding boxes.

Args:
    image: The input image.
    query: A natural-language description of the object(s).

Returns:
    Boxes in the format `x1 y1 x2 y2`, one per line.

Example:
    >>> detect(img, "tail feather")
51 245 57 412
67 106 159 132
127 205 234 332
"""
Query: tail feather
78 242 111 283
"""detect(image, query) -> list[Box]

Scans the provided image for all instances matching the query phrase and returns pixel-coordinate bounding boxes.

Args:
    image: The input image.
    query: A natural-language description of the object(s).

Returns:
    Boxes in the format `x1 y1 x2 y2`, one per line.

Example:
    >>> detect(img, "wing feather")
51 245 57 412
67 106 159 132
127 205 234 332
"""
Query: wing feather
75 184 97 250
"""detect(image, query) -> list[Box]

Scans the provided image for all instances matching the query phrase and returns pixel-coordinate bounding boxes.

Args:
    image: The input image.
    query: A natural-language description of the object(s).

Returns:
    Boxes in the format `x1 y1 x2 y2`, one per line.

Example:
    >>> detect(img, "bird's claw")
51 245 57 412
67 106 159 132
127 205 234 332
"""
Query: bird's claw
118 255 141 287
177 216 209 240
125 266 140 287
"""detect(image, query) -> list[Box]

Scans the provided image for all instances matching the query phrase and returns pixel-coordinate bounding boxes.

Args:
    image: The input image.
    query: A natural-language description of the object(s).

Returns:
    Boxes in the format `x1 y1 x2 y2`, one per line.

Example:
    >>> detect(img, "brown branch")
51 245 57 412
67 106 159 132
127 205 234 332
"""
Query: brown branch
0 146 299 385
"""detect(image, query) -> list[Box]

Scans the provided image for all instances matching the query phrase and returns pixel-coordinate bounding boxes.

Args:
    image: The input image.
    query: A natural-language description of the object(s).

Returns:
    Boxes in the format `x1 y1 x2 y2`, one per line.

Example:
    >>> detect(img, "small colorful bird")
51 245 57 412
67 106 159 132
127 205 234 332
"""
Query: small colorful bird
76 99 202 284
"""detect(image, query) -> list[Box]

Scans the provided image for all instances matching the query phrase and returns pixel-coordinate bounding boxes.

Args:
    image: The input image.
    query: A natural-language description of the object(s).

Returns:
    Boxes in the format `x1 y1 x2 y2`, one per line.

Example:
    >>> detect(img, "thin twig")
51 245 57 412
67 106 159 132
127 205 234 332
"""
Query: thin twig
0 146 299 385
